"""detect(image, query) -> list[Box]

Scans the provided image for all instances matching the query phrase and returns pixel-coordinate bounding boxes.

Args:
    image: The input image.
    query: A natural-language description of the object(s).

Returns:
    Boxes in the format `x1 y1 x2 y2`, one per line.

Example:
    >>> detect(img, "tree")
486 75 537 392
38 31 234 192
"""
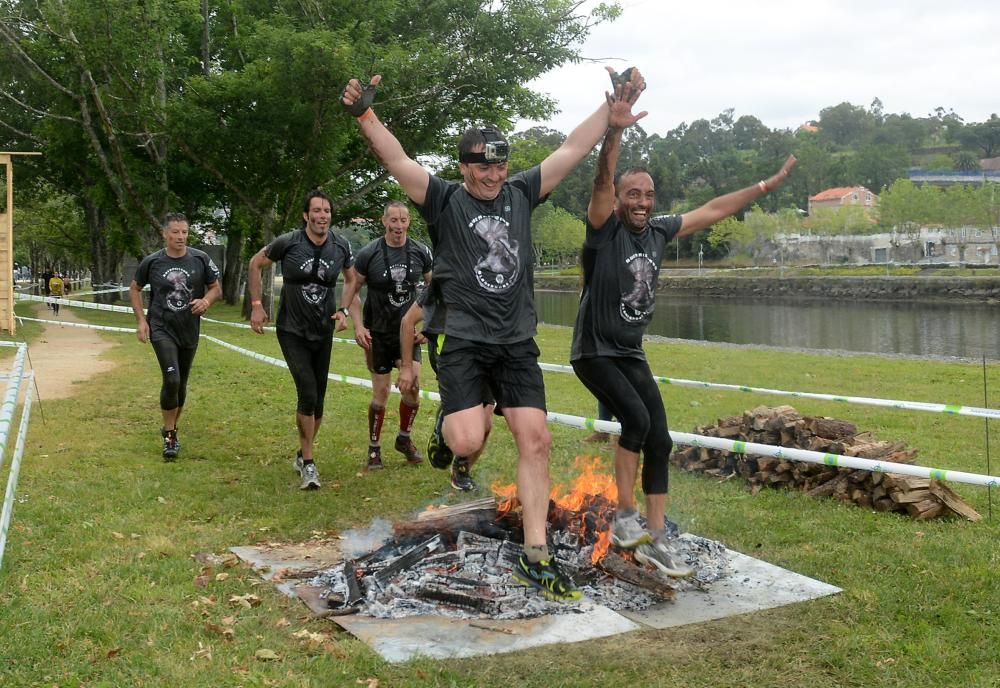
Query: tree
956 114 1000 158
531 204 584 267
1 0 622 302
818 102 876 147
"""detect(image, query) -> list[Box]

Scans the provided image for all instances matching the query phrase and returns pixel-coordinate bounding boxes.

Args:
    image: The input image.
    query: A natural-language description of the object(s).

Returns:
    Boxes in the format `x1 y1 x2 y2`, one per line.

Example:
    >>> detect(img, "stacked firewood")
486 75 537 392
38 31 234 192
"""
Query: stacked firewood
671 405 981 521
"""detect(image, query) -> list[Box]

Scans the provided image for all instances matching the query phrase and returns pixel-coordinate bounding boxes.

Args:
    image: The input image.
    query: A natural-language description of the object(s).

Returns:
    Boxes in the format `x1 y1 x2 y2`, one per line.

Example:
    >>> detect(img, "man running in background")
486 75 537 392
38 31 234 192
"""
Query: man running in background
344 201 433 469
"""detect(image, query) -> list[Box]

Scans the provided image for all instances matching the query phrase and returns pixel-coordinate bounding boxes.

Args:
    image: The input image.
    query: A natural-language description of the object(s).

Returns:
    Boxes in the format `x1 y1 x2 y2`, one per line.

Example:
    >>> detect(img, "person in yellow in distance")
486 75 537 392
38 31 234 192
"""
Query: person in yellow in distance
48 272 65 315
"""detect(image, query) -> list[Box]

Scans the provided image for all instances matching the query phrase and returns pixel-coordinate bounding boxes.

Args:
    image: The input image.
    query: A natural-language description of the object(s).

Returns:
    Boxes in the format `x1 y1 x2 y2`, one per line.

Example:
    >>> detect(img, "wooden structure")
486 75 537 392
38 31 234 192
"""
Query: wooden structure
0 152 42 334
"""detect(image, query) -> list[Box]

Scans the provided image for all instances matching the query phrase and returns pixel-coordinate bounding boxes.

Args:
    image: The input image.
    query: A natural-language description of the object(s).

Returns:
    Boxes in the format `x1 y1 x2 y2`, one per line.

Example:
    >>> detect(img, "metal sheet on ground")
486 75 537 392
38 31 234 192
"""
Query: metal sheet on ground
619 546 842 630
327 598 641 663
232 538 841 663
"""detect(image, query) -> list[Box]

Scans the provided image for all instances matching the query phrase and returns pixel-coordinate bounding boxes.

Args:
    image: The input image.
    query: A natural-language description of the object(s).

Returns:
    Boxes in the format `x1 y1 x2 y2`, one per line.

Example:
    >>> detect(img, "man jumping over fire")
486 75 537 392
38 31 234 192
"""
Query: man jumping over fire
571 69 797 576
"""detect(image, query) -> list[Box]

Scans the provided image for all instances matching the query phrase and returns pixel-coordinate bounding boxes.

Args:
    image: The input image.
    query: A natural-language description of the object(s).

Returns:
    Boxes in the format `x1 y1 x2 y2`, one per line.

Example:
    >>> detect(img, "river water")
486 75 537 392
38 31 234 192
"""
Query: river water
534 290 999 360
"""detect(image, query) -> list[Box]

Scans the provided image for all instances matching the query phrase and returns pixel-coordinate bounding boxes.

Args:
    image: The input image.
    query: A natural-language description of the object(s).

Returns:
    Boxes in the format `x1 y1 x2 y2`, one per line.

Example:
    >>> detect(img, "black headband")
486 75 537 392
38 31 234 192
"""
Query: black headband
459 128 509 164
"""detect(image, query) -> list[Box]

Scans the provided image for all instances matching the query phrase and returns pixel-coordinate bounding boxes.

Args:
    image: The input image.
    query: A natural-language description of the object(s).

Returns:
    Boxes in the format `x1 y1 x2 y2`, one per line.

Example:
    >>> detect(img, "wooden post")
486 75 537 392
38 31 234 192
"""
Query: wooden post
0 152 42 335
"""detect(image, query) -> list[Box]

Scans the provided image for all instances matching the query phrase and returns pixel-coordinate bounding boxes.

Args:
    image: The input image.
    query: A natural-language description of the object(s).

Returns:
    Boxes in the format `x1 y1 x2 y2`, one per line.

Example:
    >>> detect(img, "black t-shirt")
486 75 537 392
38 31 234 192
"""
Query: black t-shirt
354 237 433 335
417 167 543 344
134 248 221 348
571 213 682 361
265 229 354 341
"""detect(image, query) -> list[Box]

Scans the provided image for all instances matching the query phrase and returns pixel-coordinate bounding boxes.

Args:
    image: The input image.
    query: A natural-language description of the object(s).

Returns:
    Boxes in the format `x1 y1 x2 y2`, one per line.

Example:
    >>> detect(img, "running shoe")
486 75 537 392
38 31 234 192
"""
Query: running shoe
293 450 321 489
610 510 653 549
161 428 179 462
366 445 384 470
450 457 476 491
512 554 582 602
635 539 695 578
426 407 453 469
394 435 423 465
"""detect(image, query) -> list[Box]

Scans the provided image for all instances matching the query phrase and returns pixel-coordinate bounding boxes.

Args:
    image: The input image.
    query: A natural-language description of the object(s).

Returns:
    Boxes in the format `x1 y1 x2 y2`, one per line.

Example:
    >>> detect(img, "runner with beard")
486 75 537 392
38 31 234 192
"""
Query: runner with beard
571 115 797 576
130 213 222 461
248 190 360 490
344 201 433 470
342 67 646 601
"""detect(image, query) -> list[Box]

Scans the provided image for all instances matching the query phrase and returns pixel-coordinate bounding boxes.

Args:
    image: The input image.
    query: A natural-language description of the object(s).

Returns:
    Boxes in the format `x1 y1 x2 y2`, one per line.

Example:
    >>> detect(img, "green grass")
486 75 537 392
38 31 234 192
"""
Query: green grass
1 298 999 687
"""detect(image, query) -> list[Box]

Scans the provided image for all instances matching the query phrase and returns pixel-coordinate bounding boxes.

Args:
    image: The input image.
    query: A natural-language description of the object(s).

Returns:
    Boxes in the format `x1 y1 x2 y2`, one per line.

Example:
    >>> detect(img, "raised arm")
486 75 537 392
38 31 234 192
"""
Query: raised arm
587 75 646 228
342 76 430 205
539 66 647 198
678 155 798 238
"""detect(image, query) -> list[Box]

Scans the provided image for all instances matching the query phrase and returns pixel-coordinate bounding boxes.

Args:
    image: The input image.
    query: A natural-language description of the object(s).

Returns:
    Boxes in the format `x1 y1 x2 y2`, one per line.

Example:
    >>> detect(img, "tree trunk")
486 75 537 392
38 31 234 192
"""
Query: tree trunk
240 209 278 319
83 198 122 304
222 226 244 306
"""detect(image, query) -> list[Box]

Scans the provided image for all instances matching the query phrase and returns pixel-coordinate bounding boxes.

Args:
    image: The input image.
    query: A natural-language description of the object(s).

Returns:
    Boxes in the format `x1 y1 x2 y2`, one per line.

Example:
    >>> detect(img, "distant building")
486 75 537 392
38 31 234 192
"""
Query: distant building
797 122 820 133
807 186 878 215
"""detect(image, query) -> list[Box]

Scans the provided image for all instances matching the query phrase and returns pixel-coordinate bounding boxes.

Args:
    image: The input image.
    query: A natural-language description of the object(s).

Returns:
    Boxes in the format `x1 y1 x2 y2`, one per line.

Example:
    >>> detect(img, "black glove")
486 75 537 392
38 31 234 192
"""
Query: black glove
608 67 634 92
343 80 378 117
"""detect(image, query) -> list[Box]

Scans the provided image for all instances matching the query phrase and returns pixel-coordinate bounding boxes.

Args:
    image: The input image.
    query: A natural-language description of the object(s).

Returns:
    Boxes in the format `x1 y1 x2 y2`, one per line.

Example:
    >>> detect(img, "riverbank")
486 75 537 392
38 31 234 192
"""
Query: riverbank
534 273 1000 303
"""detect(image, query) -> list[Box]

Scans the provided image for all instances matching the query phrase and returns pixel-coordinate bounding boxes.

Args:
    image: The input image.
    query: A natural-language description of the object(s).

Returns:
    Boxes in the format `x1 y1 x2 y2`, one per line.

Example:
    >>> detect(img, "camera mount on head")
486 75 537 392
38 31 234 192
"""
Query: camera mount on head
459 127 509 164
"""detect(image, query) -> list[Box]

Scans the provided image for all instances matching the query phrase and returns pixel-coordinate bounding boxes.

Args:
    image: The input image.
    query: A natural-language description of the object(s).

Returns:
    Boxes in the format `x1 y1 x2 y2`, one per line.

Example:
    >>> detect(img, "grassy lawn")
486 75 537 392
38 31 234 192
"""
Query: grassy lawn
1 298 998 687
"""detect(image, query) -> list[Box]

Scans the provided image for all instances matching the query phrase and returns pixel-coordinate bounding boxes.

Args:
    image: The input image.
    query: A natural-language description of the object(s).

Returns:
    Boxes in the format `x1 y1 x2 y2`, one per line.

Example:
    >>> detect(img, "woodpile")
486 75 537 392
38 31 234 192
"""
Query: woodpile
671 405 981 521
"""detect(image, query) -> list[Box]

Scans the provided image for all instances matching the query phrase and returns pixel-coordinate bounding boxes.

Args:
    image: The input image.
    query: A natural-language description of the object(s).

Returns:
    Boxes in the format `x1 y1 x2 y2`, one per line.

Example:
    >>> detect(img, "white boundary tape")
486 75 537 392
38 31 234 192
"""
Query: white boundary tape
537 361 1000 422
11 302 1000 486
200 334 1000 489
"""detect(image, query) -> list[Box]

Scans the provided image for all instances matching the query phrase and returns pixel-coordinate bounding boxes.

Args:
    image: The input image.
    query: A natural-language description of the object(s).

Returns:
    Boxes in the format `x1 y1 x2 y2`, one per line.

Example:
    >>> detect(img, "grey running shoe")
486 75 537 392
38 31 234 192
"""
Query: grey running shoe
298 460 321 490
635 539 695 578
394 435 423 464
610 511 653 549
367 445 384 470
161 428 179 462
292 449 305 474
450 457 476 491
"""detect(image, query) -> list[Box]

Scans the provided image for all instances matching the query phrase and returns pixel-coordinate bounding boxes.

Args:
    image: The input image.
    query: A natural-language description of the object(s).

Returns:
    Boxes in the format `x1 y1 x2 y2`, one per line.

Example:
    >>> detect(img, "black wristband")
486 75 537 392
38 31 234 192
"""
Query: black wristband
343 82 377 118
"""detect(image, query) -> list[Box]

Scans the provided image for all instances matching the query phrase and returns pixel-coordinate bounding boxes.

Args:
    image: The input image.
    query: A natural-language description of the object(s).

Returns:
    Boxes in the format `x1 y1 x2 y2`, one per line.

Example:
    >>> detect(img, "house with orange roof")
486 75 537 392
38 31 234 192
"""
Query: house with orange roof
807 186 877 215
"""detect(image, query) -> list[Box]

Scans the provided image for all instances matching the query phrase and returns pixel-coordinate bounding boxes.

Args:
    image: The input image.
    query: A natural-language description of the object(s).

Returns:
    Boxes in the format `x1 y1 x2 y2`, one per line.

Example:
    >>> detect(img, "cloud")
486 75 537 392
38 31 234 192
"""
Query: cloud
518 0 1000 135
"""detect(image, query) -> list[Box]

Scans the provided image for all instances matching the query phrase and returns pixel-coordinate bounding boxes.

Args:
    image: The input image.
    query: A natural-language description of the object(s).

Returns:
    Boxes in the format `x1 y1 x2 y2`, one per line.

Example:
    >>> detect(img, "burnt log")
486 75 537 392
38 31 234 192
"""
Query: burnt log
597 551 677 600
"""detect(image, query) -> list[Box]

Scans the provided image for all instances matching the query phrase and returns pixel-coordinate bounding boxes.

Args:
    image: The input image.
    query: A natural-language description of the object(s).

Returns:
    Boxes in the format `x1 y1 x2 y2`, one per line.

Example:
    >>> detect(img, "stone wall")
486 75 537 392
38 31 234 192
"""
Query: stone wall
534 275 1000 303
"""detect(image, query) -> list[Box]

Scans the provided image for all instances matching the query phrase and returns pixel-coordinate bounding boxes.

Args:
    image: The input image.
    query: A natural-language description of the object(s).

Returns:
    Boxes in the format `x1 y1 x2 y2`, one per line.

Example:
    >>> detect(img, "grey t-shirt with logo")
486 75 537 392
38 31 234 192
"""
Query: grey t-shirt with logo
571 213 682 361
134 248 221 348
417 167 543 344
354 237 433 335
265 229 354 341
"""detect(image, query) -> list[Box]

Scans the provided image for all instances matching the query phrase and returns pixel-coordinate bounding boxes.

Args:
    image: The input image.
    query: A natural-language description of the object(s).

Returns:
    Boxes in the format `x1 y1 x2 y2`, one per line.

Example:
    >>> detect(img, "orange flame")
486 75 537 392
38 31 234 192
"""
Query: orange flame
591 529 612 565
491 455 620 564
491 481 520 517
552 455 618 509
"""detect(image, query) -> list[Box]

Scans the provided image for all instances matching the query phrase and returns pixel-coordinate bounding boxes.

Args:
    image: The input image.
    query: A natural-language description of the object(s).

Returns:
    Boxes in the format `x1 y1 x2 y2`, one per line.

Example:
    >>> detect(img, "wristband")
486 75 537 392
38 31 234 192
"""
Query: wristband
338 307 350 317
758 180 768 193
357 108 375 123
251 300 262 307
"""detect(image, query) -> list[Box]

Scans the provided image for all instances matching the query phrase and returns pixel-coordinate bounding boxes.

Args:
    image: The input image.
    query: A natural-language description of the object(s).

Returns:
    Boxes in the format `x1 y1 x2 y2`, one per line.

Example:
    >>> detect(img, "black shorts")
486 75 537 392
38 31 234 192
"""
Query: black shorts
366 330 421 375
427 333 496 410
437 336 542 415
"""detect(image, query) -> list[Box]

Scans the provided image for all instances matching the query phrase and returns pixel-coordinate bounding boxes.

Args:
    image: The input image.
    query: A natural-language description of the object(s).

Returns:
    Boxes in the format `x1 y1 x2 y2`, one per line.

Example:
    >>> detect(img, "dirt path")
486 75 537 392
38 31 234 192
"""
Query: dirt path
19 303 119 400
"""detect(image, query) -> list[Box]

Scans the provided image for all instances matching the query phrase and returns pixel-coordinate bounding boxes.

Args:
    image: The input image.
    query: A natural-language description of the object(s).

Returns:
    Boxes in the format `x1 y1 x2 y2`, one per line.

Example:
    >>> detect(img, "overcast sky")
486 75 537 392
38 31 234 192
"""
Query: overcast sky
517 0 1000 136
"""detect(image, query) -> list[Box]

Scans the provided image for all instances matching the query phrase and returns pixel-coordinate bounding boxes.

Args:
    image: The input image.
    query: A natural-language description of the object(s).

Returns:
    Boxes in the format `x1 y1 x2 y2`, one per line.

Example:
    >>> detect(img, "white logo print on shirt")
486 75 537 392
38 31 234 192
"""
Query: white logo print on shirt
471 214 519 292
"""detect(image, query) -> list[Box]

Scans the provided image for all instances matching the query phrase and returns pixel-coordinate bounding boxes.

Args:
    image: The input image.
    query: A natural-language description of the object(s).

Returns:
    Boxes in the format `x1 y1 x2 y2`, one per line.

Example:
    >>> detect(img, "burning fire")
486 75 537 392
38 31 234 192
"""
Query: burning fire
492 455 620 565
